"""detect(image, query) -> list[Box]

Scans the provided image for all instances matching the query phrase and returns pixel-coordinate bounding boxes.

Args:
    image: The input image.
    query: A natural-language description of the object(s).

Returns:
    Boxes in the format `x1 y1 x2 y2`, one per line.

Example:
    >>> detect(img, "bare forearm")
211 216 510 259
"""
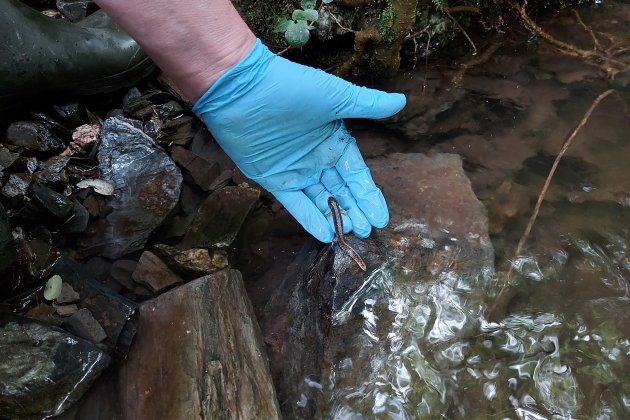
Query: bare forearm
94 0 255 102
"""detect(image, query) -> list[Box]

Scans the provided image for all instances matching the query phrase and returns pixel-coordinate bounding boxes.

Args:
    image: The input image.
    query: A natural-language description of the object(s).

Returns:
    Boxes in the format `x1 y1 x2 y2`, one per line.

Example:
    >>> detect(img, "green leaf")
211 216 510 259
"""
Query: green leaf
273 17 292 33
322 0 333 3
293 9 318 21
301 0 317 9
44 275 63 301
285 20 311 48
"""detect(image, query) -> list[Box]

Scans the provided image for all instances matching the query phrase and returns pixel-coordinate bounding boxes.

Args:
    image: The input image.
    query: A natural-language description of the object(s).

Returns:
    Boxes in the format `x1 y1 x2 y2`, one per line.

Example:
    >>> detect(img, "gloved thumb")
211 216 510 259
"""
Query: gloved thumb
333 84 406 120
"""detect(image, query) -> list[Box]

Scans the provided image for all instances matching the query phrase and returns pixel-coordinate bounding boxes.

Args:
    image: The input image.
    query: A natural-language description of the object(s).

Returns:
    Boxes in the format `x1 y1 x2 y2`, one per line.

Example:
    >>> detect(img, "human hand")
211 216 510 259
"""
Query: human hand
193 39 406 242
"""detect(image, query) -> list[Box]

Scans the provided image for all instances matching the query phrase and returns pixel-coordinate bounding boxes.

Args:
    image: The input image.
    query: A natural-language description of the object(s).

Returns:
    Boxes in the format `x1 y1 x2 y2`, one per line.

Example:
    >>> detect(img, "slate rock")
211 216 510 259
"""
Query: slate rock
182 184 260 249
1 173 31 198
64 308 108 343
0 204 16 273
86 117 182 259
109 259 137 290
54 304 79 317
56 282 80 304
0 312 110 418
157 115 195 146
5 121 66 152
132 251 183 293
171 145 220 191
14 186 75 229
65 270 281 420
0 147 19 171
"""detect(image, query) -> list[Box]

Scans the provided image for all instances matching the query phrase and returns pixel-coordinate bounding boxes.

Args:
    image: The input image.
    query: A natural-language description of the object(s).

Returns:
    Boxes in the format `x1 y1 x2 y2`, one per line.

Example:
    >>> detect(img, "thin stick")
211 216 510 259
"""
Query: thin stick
486 89 615 319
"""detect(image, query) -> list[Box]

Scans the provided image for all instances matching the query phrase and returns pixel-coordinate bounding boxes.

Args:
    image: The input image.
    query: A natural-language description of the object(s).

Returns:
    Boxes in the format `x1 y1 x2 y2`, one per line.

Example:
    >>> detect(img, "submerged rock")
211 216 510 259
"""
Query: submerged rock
0 312 110 418
65 270 281 419
83 117 182 259
259 153 495 418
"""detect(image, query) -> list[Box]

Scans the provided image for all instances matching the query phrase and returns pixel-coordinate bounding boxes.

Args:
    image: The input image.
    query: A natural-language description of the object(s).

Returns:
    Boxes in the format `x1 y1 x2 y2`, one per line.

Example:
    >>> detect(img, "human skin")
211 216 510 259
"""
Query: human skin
94 0 256 102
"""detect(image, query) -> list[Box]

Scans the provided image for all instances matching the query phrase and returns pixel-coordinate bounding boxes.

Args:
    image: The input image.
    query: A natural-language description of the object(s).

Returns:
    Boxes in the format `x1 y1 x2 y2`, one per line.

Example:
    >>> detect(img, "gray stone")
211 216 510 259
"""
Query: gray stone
132 251 183 293
66 270 281 420
64 308 108 343
0 313 109 418
1 173 31 198
55 304 79 317
15 186 75 229
85 117 182 258
109 259 137 290
56 282 80 304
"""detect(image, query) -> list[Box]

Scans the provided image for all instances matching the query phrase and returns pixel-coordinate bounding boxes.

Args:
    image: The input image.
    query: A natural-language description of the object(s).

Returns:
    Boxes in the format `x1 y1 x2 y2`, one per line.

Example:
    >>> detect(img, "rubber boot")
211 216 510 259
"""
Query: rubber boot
0 0 154 108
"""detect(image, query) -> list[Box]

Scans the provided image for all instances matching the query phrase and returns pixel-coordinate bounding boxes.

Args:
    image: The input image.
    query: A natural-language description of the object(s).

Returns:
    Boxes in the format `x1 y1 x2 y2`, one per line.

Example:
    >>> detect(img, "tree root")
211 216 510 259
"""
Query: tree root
486 89 616 321
514 2 630 78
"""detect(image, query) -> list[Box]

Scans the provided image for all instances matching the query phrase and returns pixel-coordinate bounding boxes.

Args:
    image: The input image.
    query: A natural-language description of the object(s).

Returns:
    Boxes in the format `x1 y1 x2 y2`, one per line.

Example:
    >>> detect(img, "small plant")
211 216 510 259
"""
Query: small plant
274 0 333 48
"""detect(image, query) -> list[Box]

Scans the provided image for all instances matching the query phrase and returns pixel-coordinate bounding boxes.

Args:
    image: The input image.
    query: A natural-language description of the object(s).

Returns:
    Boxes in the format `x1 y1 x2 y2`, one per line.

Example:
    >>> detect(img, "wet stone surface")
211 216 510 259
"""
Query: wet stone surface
81 117 182 259
0 312 110 418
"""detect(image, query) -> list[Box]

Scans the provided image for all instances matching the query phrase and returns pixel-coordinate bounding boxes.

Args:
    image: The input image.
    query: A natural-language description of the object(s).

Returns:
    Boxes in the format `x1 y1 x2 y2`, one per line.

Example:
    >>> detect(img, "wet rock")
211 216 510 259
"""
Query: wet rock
66 270 281 419
0 204 15 273
14 186 75 229
56 0 92 22
54 257 138 357
132 251 183 293
56 282 80 304
1 173 31 198
61 200 90 234
81 195 111 218
0 312 109 418
34 155 70 187
83 257 111 283
171 146 220 191
182 184 260 249
208 169 233 191
84 117 182 259
154 244 229 276
157 115 195 146
123 91 172 119
52 101 84 125
5 121 66 152
25 238 60 279
259 153 495 418
64 308 108 343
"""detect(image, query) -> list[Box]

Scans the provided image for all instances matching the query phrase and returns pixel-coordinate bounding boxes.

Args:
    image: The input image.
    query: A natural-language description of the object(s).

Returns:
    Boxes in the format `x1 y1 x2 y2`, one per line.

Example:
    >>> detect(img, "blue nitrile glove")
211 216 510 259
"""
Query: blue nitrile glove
193 39 406 242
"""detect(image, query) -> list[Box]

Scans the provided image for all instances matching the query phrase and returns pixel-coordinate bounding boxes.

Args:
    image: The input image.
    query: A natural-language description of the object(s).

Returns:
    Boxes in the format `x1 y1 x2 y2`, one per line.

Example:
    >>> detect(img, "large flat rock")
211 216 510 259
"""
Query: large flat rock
64 269 281 420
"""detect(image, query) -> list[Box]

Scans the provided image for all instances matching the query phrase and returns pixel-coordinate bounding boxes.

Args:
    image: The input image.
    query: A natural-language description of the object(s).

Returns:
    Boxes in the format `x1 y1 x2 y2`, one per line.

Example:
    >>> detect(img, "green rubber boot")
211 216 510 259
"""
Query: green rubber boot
0 0 154 108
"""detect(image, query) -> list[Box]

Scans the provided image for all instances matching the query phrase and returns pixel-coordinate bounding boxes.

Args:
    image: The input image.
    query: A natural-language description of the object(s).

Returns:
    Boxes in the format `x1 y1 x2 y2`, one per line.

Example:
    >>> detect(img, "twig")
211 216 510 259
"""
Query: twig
276 45 292 56
486 89 615 320
572 9 601 50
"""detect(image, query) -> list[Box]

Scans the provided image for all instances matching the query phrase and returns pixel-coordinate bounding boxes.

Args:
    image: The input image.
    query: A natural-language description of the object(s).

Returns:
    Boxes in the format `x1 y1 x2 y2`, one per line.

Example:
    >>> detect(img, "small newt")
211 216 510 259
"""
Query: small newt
327 196 367 271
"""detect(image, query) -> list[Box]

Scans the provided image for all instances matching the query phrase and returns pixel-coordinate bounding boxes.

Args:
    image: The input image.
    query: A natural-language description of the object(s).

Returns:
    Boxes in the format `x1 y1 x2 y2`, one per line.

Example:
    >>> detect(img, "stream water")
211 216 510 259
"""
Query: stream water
308 2 630 418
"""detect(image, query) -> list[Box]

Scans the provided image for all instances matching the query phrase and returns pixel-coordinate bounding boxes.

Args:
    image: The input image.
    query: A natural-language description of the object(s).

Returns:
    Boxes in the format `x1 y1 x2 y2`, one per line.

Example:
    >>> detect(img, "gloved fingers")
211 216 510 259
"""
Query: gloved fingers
273 190 335 243
327 81 406 121
336 143 389 228
320 168 372 238
303 183 353 234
